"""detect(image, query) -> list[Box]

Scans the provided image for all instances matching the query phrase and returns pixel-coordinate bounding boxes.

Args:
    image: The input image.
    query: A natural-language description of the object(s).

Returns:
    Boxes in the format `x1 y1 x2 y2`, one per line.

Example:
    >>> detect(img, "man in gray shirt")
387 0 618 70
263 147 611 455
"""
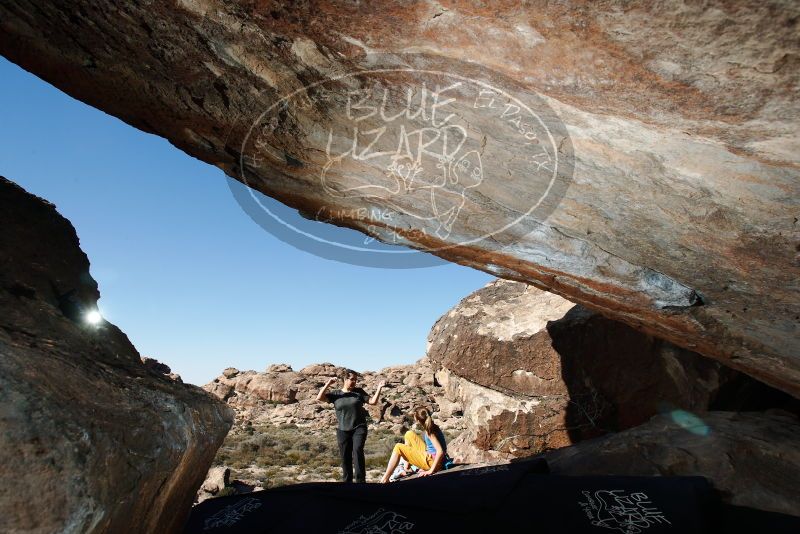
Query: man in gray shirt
317 369 385 483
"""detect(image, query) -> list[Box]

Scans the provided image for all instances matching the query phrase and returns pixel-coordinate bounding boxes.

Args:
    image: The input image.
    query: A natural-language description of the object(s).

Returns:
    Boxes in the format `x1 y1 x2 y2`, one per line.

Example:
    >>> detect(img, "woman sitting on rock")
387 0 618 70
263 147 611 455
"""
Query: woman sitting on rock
380 406 450 483
317 369 385 483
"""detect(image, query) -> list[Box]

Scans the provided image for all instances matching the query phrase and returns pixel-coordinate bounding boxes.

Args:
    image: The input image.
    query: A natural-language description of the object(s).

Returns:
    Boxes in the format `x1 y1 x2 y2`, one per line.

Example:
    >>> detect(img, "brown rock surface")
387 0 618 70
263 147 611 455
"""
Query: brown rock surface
0 1 797 395
0 177 234 533
542 411 800 517
196 466 231 503
430 279 794 462
141 355 183 382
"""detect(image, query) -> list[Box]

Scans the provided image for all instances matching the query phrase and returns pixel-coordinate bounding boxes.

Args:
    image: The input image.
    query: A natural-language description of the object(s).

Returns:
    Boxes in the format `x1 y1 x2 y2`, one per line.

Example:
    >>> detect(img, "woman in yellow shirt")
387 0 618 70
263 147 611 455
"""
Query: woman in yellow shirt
380 406 450 483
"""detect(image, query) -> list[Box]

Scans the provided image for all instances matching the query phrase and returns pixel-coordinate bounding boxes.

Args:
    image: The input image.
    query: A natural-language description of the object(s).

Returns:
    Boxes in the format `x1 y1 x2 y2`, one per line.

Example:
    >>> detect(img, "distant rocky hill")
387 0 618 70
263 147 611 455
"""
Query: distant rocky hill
202 358 464 435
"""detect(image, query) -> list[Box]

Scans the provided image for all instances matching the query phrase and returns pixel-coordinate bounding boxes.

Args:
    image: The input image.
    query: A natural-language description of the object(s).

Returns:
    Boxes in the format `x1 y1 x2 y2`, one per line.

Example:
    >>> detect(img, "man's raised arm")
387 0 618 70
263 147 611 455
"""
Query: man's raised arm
369 380 386 405
317 377 337 401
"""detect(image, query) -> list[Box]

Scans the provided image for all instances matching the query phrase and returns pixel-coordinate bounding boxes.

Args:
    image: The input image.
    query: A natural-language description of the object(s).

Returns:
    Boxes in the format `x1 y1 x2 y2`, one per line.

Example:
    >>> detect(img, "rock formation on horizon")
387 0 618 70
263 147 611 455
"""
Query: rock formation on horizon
1 0 797 397
203 358 462 435
0 177 234 533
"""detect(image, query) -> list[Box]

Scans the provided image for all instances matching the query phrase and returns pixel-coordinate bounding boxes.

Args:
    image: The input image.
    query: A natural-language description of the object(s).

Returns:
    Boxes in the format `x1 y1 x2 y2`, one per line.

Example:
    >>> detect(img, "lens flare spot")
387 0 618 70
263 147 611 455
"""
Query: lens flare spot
669 410 710 436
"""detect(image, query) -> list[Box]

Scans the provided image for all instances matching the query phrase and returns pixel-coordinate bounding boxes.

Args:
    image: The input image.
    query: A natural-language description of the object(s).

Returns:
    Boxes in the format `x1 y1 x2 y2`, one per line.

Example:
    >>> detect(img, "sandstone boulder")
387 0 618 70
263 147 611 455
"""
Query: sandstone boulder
242 374 299 403
200 466 230 495
299 363 344 379
141 356 171 375
205 379 235 401
195 465 232 504
141 356 183 383
0 177 234 533
222 367 239 379
542 411 800 517
431 279 791 462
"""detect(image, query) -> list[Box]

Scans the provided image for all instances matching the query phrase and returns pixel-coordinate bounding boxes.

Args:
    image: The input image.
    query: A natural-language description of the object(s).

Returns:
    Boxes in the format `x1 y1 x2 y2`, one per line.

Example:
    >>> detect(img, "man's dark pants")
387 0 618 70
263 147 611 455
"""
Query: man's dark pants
336 425 367 483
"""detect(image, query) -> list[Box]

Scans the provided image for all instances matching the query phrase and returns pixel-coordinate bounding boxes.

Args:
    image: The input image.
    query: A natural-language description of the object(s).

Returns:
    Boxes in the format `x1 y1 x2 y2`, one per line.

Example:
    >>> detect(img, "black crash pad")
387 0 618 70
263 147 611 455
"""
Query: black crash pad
184 458 799 533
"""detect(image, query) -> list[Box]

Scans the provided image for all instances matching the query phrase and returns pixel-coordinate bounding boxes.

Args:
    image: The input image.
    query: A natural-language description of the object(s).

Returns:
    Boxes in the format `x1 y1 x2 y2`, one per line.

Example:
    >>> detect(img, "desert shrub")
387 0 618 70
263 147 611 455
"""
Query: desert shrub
258 435 278 448
210 423 403 488
238 441 259 453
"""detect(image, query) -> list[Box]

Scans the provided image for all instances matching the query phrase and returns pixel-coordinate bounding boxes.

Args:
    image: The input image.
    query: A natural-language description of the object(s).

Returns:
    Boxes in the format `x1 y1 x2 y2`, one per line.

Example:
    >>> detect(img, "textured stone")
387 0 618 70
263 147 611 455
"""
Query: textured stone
141 356 172 376
0 177 234 534
141 356 183 383
204 356 458 433
196 466 231 504
299 363 344 378
431 279 795 462
222 367 239 378
243 374 299 403
542 411 800 517
0 1 797 396
200 466 230 494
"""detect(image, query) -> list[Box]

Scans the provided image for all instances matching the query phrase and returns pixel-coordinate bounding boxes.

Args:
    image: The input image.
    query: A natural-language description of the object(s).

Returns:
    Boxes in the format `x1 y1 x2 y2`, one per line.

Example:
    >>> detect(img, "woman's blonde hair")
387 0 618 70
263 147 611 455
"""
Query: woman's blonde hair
412 406 438 435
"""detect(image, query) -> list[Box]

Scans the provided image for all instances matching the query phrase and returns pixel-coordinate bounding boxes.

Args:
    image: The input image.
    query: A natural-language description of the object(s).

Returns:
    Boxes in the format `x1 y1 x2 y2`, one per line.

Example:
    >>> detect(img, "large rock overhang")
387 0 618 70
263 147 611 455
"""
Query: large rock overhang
1 1 798 396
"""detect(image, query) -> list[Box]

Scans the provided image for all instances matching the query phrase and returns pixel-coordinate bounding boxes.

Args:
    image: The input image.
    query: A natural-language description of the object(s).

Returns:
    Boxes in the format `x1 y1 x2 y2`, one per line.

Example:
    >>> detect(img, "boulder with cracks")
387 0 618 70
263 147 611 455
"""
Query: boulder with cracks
0 177 234 533
542 411 800 517
429 279 797 463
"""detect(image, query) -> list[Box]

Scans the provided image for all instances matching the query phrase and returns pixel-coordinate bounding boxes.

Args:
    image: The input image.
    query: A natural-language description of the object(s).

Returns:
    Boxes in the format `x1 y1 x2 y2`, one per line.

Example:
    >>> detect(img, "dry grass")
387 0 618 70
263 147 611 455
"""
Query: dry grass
212 423 399 488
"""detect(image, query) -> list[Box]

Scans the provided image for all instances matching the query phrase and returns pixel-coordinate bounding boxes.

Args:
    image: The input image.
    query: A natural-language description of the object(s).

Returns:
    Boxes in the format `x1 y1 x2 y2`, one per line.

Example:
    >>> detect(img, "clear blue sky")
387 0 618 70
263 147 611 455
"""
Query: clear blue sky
0 57 492 386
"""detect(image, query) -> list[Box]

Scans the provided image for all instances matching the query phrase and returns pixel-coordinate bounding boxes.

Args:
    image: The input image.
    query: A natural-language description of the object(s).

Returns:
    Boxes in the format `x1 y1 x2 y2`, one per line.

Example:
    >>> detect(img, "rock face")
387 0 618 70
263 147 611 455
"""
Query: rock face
141 355 183 383
0 1 797 396
542 411 800 517
203 357 461 434
430 279 794 463
0 177 234 533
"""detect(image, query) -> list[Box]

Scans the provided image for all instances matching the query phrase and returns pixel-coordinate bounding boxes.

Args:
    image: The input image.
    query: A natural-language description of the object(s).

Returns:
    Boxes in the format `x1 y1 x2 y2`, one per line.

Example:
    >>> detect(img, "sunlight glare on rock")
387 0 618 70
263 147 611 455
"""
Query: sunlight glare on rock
85 309 103 325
